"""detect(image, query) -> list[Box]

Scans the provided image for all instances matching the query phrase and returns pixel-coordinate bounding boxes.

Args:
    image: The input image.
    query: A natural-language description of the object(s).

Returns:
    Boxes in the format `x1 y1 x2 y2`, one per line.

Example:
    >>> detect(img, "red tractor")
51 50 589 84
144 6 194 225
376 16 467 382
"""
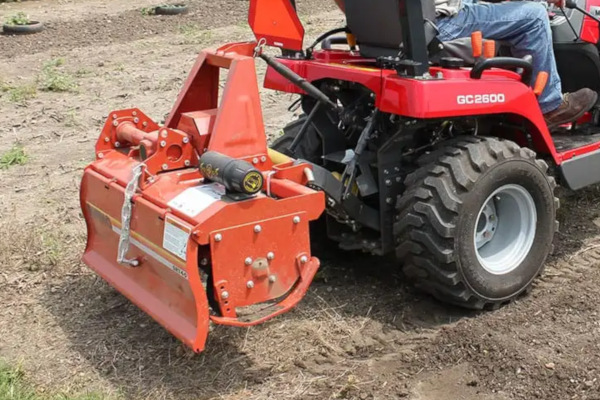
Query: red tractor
80 0 600 352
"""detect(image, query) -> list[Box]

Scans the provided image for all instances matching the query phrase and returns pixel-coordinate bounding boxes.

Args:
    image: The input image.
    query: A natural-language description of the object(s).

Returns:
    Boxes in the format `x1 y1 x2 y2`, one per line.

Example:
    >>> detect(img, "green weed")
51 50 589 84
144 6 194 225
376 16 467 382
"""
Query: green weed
4 11 29 26
0 144 27 169
39 58 78 93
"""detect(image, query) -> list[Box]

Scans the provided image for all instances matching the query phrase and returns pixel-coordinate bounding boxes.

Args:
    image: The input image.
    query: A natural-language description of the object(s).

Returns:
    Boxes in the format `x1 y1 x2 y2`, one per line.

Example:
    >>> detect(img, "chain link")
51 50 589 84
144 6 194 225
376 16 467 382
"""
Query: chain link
117 163 145 267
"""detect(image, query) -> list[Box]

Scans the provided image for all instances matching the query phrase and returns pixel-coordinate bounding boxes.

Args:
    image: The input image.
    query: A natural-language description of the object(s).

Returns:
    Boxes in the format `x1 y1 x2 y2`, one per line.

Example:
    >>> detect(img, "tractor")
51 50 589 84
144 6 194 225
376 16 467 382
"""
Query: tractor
80 0 600 352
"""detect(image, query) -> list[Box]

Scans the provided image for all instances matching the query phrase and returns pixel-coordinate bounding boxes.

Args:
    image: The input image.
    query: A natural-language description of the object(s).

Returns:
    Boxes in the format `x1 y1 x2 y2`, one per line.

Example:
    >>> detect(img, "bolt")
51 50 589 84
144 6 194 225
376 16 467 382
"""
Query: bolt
385 179 392 186
269 275 277 283
267 252 275 260
384 169 389 175
489 215 496 221
98 153 104 159
160 140 167 148
293 216 301 224
112 114 118 120
161 129 168 138
162 164 168 171
254 225 262 233
386 197 393 204
112 120 118 127
221 291 229 299
215 233 223 242
183 137 190 144
300 255 308 264
252 158 259 165
260 156 267 163
104 137 109 143
396 177 402 183
134 118 140 124
394 167 400 172
142 121 148 127
245 257 253 265
495 196 501 201
184 160 191 167
246 281 255 289
200 258 208 266
132 111 137 116
114 141 121 148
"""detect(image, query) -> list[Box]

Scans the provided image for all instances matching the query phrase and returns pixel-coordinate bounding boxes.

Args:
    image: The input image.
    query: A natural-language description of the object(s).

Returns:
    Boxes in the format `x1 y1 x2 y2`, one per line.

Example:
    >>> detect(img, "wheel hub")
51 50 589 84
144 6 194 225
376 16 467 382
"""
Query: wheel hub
473 184 537 275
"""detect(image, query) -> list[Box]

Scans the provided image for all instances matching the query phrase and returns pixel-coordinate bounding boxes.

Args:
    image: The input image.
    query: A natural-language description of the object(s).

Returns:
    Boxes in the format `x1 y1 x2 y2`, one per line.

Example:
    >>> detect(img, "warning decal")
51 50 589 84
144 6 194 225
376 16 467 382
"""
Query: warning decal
163 216 191 261
167 183 225 217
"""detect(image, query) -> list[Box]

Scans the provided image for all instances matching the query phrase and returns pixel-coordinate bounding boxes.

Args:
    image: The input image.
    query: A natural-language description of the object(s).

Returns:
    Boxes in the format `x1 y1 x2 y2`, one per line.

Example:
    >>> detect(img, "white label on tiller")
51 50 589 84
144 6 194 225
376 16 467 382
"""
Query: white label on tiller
167 183 225 217
163 216 191 261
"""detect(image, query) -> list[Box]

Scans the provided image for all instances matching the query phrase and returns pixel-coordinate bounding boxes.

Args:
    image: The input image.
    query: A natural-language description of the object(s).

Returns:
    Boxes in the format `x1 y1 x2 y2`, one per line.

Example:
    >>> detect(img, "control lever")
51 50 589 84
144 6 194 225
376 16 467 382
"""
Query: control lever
565 0 600 23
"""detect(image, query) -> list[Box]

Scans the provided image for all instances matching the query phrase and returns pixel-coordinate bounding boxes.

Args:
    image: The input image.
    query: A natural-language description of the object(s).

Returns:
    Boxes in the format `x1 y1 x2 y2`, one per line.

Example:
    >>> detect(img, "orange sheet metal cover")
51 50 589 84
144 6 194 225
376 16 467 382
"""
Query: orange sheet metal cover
248 0 304 51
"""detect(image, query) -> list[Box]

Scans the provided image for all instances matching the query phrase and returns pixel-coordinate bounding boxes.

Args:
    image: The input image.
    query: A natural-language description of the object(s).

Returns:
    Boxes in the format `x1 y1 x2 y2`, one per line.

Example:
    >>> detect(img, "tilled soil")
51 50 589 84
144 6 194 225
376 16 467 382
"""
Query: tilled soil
1 1 600 400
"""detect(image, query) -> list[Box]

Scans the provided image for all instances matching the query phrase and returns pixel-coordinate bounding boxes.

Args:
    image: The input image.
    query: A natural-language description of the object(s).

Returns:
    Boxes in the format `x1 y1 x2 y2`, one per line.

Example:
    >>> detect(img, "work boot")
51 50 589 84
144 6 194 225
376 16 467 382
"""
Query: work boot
544 88 598 129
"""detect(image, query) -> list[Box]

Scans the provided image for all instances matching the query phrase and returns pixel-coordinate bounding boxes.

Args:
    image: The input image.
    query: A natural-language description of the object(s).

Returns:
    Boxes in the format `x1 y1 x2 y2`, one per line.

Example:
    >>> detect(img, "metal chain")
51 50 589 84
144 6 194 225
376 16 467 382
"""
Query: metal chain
117 163 145 267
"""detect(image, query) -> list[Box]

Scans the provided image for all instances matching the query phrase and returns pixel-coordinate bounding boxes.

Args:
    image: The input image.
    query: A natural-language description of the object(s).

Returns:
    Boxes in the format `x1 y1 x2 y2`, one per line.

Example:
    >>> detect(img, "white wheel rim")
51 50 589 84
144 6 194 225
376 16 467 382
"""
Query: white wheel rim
473 184 537 275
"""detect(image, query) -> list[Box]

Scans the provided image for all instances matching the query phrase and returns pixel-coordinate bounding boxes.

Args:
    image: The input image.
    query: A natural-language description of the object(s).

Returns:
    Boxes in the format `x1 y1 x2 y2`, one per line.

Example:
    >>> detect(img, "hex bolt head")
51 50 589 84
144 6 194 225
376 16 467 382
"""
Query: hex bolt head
184 160 191 167
221 291 229 299
254 225 262 233
260 156 267 163
300 255 308 264
114 141 121 148
183 137 190 144
293 216 301 224
160 140 167 148
385 179 392 186
252 158 259 165
200 258 209 266
112 120 118 127
214 233 223 242
97 153 104 159
112 114 118 120
267 252 275 261
269 275 277 283
132 111 137 116
246 281 255 289
245 257 253 266
133 117 140 124
104 137 110 143
142 121 148 127
162 164 168 171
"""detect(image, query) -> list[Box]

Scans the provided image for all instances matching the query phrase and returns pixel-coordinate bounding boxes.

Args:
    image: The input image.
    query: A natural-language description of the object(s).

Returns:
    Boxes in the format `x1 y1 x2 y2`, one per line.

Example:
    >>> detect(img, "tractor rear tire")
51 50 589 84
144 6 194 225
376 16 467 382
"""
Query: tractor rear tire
271 115 323 165
395 136 558 309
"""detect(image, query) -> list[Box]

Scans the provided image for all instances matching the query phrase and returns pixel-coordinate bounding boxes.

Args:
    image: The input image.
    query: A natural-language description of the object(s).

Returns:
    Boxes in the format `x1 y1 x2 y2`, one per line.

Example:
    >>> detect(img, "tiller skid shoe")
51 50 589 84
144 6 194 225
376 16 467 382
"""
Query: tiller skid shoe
80 43 325 352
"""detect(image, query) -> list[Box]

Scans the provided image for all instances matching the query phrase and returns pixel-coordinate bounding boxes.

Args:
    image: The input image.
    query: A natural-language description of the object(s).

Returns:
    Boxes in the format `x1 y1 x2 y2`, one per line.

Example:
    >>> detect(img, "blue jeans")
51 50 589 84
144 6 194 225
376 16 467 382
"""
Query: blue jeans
436 0 563 113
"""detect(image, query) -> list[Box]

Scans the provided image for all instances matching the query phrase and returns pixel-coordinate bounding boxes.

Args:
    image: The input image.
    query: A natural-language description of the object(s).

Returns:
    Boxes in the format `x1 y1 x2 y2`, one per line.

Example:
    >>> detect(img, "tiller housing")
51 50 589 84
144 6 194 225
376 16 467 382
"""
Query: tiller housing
80 43 324 352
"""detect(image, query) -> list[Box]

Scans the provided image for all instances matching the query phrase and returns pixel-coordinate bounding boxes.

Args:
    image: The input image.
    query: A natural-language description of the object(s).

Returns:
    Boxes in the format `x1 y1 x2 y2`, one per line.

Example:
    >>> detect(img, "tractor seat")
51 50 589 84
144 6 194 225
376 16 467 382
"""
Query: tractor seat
343 0 505 68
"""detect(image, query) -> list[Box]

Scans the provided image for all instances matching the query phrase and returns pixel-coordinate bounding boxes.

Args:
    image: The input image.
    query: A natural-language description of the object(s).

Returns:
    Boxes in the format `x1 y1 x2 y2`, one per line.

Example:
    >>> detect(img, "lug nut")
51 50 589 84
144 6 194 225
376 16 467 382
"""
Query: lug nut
254 225 262 233
214 233 223 242
267 252 275 260
245 257 253 265
246 281 255 289
293 216 301 224
221 291 229 299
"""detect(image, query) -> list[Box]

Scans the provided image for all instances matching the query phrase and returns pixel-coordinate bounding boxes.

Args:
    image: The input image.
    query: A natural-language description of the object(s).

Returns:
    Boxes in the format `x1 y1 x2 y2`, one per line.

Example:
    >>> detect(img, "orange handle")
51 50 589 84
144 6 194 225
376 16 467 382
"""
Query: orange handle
346 32 357 49
472 31 483 58
533 71 549 96
484 40 496 59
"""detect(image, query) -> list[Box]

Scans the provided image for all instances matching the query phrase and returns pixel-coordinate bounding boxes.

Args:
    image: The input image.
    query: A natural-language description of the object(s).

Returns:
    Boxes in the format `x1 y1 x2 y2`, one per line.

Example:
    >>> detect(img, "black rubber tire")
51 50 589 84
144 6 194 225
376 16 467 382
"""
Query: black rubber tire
154 4 189 15
271 115 323 165
2 22 44 35
395 136 559 309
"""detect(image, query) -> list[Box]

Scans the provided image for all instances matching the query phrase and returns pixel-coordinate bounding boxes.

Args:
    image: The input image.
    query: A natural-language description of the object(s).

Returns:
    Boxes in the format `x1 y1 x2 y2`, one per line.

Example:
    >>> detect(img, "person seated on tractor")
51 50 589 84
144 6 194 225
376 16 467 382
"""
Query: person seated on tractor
334 0 598 129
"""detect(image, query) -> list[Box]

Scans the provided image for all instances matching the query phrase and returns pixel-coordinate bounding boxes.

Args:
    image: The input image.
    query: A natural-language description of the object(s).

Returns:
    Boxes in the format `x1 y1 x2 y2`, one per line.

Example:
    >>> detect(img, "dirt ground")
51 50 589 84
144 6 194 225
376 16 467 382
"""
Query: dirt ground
1 1 600 399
